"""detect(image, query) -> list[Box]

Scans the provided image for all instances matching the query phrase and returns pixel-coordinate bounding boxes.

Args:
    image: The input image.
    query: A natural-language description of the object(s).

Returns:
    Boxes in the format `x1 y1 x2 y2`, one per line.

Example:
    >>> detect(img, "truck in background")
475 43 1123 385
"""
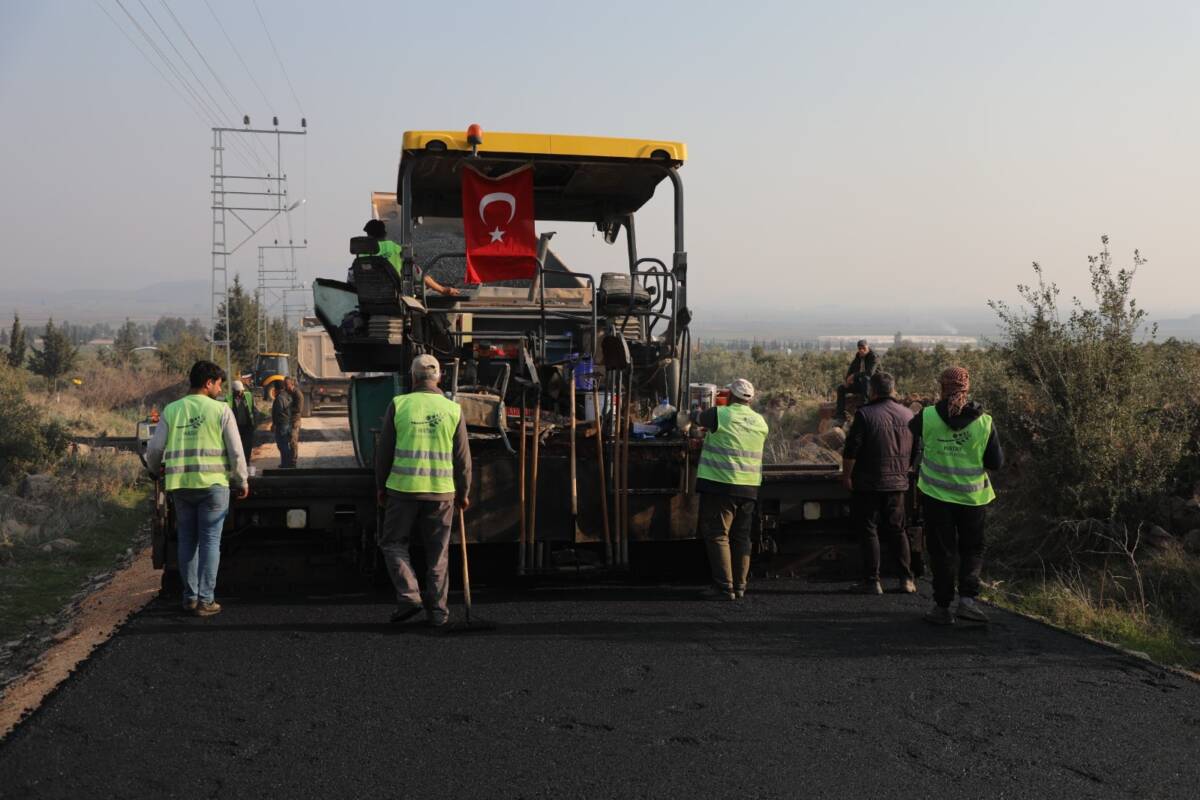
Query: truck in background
296 327 351 416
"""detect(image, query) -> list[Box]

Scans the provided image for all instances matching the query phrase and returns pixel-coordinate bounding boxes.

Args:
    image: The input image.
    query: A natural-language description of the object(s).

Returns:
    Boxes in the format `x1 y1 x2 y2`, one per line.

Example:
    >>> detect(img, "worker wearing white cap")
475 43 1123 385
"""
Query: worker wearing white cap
227 379 256 460
687 377 769 600
374 354 472 627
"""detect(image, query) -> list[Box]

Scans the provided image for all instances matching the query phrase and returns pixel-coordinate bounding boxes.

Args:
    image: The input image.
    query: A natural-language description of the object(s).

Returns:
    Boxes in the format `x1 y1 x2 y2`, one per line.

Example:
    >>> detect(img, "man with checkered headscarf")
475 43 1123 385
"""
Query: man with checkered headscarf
909 366 1004 625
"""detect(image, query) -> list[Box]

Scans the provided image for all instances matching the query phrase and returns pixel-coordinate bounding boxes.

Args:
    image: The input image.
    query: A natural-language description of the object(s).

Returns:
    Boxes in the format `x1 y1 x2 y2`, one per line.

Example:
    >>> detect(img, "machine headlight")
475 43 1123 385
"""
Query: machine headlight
286 509 307 529
803 502 821 521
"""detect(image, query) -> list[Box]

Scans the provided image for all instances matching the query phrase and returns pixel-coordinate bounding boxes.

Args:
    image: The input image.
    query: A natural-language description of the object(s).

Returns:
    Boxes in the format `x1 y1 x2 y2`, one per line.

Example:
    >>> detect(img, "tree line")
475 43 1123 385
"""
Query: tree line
2 276 295 383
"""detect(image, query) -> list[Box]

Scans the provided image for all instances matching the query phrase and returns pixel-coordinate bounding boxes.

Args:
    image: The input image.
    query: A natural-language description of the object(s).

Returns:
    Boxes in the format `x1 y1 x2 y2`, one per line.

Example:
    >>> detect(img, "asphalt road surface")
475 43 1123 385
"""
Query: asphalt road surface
1 579 1197 799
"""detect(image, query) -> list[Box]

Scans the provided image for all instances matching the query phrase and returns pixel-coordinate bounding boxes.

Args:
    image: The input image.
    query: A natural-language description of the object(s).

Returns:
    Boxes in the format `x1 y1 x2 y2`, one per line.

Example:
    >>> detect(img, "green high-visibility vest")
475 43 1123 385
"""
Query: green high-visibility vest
377 239 403 276
228 392 253 417
696 404 769 487
916 406 996 506
385 392 461 495
162 394 230 491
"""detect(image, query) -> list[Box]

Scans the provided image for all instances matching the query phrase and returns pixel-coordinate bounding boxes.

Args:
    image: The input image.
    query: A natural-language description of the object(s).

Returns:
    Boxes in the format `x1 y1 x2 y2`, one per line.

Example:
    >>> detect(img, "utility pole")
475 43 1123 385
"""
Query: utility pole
210 117 306 388
256 242 307 352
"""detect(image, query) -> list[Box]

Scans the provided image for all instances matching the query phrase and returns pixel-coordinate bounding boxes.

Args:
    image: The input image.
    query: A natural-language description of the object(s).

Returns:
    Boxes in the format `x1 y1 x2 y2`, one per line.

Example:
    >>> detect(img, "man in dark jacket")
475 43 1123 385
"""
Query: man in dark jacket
842 372 917 594
836 339 878 420
271 381 298 468
909 366 1004 625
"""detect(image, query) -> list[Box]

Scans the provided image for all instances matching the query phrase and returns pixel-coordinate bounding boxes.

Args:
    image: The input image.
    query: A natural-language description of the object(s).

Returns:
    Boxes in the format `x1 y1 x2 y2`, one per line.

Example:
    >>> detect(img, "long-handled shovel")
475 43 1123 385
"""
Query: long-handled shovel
445 507 497 634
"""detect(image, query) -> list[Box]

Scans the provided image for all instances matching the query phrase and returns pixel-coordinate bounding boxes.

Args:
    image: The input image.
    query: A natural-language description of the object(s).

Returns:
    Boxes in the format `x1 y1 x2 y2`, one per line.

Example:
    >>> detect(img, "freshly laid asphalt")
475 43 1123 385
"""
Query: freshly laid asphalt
1 579 1198 799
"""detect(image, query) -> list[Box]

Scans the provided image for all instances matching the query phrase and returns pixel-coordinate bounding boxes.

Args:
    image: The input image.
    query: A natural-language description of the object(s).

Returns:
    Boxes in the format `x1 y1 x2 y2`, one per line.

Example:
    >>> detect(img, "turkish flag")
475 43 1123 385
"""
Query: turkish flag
461 164 538 284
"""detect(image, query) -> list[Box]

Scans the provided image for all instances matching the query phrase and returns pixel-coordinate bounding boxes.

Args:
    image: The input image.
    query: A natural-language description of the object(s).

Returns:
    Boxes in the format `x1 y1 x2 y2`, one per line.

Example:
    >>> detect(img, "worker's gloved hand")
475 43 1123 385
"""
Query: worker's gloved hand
674 411 693 434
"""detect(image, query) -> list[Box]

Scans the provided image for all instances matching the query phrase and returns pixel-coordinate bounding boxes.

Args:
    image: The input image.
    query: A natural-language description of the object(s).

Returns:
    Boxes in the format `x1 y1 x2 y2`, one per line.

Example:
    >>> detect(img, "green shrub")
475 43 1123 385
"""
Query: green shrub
989 238 1197 521
0 363 69 485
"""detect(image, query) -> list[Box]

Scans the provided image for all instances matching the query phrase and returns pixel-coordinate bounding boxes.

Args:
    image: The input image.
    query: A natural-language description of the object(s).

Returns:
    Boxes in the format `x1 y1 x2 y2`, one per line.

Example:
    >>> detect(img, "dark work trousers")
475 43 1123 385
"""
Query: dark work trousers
852 490 912 582
275 428 296 468
698 493 757 591
835 374 870 418
922 494 987 607
379 495 454 624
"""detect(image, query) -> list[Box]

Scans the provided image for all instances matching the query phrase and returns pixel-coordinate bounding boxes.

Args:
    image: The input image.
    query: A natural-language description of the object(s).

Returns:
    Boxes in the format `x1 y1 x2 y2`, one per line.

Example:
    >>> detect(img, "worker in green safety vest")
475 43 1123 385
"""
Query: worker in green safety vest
910 366 1003 626
228 379 256 460
146 360 250 617
373 354 472 627
683 378 769 601
362 219 461 297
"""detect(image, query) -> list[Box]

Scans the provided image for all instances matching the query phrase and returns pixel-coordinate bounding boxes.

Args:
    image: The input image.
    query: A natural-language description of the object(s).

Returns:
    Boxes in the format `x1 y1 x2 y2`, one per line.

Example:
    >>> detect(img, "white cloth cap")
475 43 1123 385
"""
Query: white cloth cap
729 378 755 402
231 380 245 392
411 354 441 381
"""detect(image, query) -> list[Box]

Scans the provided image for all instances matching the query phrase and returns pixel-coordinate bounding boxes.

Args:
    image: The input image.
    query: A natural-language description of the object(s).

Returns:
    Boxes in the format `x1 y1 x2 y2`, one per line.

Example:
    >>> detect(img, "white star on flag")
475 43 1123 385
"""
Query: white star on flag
489 227 505 243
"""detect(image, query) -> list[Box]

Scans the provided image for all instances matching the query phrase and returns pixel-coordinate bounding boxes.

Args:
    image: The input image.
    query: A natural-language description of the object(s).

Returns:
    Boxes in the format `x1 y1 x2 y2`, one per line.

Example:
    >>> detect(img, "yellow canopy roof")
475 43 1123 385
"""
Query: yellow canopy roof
397 128 686 222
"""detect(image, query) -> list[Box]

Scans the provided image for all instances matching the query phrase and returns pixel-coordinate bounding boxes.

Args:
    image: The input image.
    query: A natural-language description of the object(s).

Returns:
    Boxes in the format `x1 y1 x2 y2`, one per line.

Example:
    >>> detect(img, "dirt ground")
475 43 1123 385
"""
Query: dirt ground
253 412 357 470
0 548 159 739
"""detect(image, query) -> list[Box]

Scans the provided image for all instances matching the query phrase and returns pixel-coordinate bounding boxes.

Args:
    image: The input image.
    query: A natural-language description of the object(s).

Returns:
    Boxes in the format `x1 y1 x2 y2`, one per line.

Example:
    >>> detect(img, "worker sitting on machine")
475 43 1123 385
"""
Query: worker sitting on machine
362 219 460 297
836 339 878 421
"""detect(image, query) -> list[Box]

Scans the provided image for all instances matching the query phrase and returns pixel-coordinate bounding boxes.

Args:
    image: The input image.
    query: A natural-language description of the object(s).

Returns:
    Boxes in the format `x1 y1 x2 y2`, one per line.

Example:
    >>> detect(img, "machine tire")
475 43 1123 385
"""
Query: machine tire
302 392 314 417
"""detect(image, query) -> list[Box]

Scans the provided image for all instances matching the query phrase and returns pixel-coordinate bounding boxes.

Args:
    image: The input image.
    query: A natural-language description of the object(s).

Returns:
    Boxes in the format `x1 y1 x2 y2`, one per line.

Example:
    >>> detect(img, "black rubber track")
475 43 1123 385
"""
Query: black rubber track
1 580 1198 799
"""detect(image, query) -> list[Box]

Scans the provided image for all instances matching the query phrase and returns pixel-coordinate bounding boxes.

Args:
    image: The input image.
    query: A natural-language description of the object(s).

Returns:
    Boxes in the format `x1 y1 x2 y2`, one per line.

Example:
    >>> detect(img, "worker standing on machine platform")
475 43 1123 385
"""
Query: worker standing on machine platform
374 355 472 627
684 378 769 601
362 219 461 297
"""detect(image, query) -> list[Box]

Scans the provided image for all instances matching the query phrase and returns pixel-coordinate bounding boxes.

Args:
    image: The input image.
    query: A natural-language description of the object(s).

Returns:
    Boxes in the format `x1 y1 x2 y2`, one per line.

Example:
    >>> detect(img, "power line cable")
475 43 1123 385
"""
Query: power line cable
158 0 277 167
204 0 273 112
136 0 272 173
251 0 304 116
113 0 261 173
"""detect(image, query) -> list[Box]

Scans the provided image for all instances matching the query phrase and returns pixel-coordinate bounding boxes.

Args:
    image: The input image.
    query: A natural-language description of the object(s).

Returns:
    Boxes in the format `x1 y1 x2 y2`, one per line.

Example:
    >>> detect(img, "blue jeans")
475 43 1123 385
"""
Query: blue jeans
172 485 230 604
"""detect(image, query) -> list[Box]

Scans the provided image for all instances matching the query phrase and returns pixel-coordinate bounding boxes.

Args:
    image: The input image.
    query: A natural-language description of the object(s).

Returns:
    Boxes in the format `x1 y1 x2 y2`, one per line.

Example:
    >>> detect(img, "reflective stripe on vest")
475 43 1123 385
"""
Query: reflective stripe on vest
385 391 461 494
916 406 996 506
162 394 229 491
695 404 768 487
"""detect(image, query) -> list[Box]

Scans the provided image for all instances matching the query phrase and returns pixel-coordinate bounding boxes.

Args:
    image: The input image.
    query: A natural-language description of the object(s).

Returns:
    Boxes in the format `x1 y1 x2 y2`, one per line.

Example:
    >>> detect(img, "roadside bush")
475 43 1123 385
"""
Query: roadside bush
0 363 69 485
989 238 1197 522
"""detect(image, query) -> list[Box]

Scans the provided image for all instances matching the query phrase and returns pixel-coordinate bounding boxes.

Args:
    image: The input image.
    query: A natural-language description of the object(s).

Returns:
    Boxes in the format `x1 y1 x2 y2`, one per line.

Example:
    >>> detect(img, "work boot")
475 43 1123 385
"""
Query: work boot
898 578 918 594
955 597 989 623
194 601 222 618
389 604 422 624
923 605 955 626
733 586 746 600
700 585 736 601
852 579 883 595
182 598 198 612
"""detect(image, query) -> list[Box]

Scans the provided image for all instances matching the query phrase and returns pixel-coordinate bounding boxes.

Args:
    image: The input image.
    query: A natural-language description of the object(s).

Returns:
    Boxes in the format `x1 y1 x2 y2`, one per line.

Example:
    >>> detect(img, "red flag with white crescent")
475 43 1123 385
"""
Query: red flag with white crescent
461 164 538 284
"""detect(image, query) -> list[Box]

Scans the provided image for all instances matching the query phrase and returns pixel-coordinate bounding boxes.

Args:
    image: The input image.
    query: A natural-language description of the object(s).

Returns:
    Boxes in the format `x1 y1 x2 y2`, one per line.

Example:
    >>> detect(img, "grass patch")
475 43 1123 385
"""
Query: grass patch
0 485 149 640
990 579 1200 670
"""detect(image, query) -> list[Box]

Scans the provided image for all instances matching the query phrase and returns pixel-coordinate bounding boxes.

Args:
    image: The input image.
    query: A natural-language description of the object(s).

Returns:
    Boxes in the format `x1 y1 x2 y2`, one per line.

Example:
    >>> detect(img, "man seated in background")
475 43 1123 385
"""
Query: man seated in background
836 339 878 420
361 219 460 297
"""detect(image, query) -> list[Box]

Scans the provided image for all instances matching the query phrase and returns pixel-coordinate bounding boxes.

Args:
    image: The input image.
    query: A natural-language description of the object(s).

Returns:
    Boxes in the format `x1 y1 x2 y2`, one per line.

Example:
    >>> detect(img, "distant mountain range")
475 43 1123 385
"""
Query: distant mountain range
3 281 212 323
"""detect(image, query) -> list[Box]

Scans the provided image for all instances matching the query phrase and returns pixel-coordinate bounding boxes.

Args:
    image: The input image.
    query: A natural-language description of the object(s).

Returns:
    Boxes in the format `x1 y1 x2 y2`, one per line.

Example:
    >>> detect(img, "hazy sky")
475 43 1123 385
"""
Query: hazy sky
1 0 1198 322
